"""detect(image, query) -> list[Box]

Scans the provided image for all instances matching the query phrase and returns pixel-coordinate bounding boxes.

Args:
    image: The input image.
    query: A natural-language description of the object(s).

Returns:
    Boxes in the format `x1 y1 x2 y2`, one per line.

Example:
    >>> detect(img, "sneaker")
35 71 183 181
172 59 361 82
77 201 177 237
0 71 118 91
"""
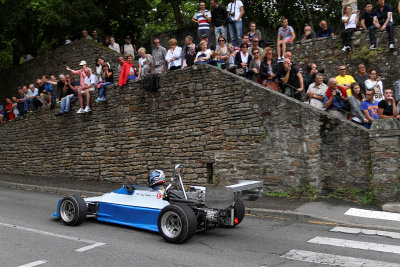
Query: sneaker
76 108 85 114
346 46 351 51
277 58 283 63
55 112 64 116
389 43 394 49
342 46 347 51
95 97 101 102
370 44 377 50
100 97 106 101
84 106 91 113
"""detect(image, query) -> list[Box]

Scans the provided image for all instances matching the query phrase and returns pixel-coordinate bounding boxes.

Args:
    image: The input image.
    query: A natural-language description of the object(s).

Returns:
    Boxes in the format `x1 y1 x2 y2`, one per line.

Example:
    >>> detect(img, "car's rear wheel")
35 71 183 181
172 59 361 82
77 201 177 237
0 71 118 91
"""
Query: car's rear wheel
158 203 197 244
59 195 87 226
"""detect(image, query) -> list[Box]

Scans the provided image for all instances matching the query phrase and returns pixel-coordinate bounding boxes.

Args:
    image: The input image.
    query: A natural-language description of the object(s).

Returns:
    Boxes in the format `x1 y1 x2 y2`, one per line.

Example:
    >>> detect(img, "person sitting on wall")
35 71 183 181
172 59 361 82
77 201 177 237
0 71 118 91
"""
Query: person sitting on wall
227 43 237 72
55 74 79 116
96 64 114 102
0 105 4 123
249 36 263 57
92 29 102 43
361 88 380 129
165 38 182 71
369 0 394 50
336 65 356 97
360 2 374 31
279 58 304 100
40 76 56 109
378 88 400 119
307 73 328 110
82 29 92 40
66 60 88 90
22 85 32 113
76 68 98 114
15 87 25 115
28 83 40 111
276 17 295 63
117 56 125 73
247 21 262 41
198 34 215 52
341 4 359 51
137 47 154 78
324 78 349 120
316 20 335 37
108 37 121 53
122 36 136 58
300 25 316 41
5 97 15 121
118 54 138 87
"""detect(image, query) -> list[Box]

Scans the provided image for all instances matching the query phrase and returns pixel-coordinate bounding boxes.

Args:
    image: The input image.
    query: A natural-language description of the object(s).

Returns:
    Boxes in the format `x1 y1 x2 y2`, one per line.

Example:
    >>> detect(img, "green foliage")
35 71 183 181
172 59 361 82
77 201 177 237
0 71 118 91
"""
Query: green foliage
350 45 384 65
328 186 376 204
265 191 290 198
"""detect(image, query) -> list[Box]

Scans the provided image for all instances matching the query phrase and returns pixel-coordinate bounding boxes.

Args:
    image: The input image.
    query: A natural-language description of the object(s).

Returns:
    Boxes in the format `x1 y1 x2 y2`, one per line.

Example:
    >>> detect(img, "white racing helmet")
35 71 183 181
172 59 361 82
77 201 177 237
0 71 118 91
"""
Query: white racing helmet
149 170 166 188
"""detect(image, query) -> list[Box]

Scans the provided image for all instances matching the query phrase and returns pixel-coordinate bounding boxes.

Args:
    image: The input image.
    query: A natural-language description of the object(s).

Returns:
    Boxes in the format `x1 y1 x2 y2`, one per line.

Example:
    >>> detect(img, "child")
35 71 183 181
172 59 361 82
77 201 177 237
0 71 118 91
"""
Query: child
210 51 225 69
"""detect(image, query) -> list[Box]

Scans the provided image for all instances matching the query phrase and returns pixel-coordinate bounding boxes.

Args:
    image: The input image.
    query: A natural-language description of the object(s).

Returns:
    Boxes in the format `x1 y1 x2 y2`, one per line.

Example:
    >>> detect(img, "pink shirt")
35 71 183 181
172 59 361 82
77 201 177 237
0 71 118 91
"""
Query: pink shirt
71 69 87 88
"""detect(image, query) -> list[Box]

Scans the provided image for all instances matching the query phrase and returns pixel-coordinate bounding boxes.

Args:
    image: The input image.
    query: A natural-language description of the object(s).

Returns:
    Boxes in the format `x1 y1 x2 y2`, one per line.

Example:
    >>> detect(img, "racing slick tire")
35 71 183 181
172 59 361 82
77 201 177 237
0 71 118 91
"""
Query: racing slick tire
59 194 87 226
234 199 245 225
228 198 245 228
158 203 197 244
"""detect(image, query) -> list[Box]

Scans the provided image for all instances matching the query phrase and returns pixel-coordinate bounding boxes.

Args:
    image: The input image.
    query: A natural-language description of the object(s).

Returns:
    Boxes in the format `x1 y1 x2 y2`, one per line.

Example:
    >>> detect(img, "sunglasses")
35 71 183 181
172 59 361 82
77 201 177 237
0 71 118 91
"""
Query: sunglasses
253 40 259 42
253 52 260 54
340 69 346 71
218 39 225 42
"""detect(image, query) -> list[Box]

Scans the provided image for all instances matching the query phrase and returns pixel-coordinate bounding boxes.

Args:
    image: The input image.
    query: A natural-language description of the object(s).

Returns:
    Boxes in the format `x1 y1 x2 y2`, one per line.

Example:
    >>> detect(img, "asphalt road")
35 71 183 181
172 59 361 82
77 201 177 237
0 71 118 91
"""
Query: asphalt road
1 187 400 267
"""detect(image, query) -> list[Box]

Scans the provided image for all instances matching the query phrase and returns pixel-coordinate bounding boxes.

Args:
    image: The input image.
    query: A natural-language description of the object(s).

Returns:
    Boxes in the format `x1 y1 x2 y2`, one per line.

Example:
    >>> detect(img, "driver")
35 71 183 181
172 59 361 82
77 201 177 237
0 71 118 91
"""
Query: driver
149 170 166 190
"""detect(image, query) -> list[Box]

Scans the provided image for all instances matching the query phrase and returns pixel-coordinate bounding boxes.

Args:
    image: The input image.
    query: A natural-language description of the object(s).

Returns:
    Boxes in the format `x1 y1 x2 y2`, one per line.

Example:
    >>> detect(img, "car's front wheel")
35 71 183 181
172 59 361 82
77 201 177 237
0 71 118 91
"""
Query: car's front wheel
158 203 197 244
59 195 87 226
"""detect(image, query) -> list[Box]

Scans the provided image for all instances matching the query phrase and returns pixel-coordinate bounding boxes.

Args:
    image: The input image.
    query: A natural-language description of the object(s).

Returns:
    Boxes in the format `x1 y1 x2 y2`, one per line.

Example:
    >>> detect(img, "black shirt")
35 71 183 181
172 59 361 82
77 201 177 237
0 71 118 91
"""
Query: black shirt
378 100 394 116
104 69 114 83
211 5 228 27
279 66 300 89
360 11 374 28
373 4 392 25
57 81 66 99
185 52 196 67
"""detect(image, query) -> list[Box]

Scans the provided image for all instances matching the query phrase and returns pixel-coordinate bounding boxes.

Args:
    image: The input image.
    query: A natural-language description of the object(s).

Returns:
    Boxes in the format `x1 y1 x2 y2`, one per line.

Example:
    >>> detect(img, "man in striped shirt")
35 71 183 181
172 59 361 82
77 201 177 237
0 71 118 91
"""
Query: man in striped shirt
192 1 212 42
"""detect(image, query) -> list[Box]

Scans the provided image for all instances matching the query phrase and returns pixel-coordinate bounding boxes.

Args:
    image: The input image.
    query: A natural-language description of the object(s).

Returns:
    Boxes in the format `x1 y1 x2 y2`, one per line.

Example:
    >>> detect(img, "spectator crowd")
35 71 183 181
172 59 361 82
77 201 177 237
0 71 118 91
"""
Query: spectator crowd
2 0 400 129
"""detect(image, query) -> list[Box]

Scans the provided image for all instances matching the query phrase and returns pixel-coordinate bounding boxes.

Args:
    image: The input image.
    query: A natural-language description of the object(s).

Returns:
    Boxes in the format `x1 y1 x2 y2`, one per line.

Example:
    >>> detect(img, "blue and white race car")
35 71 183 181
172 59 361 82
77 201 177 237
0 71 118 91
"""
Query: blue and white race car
53 164 263 244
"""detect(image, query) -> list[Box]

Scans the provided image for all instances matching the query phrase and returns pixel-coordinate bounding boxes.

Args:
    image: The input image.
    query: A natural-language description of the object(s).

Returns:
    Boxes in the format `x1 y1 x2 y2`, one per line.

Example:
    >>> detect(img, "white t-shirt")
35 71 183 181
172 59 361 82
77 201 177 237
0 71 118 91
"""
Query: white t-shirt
227 0 243 21
342 13 357 29
139 57 147 68
108 43 120 54
84 74 98 90
124 44 135 58
240 52 249 64
196 49 212 59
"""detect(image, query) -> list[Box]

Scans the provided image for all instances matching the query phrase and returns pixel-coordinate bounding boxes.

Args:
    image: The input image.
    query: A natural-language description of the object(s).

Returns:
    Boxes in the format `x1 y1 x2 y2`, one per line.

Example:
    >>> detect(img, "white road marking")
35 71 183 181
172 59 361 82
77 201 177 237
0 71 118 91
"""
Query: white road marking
75 242 106 252
308 236 400 254
331 226 400 239
0 221 96 244
345 208 400 222
281 249 400 267
0 221 106 253
18 260 48 267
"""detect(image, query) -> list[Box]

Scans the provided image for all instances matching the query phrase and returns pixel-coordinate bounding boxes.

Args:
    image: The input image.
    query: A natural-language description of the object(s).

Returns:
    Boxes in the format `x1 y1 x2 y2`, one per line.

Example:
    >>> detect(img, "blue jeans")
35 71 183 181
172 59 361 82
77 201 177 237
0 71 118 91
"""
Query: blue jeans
24 99 31 112
369 21 394 44
215 26 228 41
228 20 242 47
59 94 76 112
98 82 112 98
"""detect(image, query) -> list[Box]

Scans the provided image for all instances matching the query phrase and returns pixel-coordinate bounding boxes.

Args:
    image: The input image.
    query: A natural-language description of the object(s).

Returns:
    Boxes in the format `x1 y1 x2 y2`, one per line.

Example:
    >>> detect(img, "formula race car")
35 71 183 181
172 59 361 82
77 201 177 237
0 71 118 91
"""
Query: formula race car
53 164 263 244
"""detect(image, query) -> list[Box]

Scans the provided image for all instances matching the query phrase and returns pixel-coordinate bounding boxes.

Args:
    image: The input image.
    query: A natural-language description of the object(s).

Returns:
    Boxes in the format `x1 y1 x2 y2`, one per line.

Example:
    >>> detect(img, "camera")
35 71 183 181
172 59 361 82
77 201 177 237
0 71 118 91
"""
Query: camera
231 13 235 17
318 68 325 74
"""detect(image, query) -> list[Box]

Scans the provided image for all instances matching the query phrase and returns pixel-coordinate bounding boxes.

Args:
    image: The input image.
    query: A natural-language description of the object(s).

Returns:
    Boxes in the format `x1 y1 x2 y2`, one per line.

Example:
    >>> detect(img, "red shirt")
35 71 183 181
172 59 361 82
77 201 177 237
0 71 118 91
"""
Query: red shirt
6 103 15 120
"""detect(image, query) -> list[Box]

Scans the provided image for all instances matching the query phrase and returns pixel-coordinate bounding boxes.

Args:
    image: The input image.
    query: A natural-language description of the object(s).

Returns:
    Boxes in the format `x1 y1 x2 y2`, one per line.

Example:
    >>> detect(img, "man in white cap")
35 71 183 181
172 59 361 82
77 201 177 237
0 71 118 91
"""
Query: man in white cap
66 60 89 89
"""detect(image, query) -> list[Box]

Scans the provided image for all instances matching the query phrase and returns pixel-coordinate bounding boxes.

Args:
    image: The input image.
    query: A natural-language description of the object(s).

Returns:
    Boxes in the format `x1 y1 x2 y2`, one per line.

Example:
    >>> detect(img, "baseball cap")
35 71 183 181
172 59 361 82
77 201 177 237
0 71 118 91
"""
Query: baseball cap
79 60 87 66
125 35 131 39
201 34 208 39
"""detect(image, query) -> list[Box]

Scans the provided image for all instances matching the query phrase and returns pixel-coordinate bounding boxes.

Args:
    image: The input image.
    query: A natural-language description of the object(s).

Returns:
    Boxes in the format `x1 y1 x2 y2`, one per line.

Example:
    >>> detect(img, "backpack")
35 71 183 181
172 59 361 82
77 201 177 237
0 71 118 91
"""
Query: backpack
143 74 159 92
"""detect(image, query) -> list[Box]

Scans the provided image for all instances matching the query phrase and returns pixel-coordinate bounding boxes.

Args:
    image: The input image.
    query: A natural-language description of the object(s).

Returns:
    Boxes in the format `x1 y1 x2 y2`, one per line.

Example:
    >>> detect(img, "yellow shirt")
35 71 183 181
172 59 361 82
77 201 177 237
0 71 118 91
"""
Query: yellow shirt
336 75 356 97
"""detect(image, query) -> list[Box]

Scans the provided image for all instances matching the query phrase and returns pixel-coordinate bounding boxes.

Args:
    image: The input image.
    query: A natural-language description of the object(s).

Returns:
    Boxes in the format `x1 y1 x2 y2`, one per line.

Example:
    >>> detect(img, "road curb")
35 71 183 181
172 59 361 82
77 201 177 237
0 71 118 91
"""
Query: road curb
246 208 334 224
0 181 103 197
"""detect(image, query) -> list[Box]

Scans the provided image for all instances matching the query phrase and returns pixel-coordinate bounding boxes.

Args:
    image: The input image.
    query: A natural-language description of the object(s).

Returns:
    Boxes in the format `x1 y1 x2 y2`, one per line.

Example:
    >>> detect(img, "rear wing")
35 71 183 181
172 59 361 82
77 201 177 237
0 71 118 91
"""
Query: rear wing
225 180 263 201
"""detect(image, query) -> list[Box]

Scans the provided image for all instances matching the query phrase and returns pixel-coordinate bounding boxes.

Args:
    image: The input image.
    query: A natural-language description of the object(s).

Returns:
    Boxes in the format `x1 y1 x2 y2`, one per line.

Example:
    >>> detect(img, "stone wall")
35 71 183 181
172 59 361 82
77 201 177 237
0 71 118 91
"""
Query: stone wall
0 40 120 105
0 64 379 197
288 26 400 89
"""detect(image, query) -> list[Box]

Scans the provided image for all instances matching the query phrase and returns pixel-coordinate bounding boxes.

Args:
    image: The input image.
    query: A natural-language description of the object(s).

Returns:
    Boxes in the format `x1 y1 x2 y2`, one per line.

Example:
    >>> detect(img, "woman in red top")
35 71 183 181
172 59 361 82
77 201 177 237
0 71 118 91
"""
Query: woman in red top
118 54 137 87
5 98 15 121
